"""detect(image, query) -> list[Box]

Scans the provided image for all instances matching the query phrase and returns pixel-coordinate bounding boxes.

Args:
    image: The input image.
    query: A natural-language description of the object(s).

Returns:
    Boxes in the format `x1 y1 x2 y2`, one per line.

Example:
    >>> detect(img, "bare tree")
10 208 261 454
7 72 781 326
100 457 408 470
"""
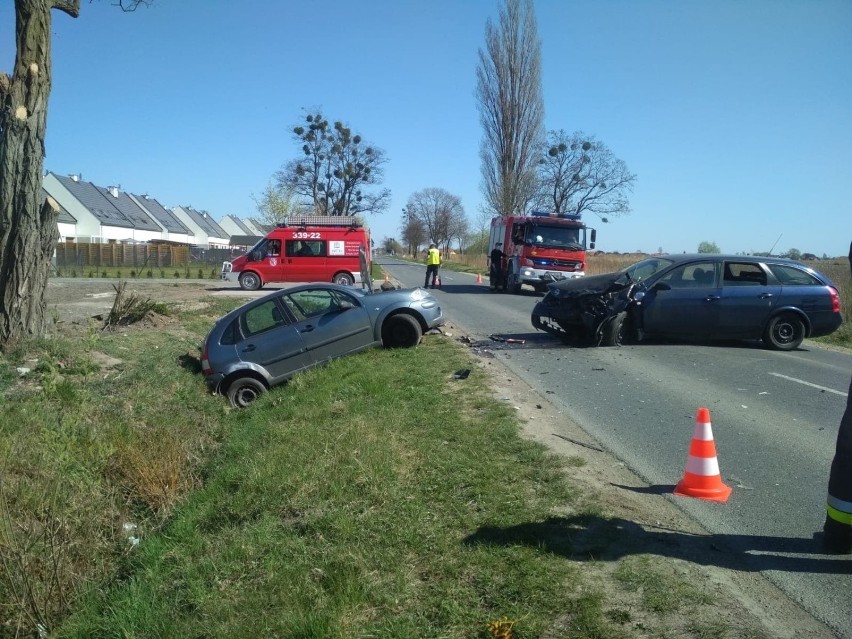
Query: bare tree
400 205 427 256
535 130 636 222
277 111 390 217
406 188 466 256
0 0 148 348
476 0 544 218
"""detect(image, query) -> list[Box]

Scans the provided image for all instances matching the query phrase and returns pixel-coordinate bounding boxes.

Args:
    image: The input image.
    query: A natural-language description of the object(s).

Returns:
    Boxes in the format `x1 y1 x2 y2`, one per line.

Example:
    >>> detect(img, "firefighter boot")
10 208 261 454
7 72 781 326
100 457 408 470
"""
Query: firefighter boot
823 516 852 554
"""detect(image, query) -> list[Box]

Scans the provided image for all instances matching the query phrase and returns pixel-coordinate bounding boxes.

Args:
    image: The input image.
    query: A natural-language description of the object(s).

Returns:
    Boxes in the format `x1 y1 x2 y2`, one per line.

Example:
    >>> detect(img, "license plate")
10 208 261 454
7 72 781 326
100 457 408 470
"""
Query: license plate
544 271 564 280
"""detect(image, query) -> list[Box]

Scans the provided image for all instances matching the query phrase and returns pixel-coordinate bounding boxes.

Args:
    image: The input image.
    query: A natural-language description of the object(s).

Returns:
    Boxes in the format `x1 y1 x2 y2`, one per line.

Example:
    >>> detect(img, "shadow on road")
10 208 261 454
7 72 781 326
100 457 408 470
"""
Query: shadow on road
463 513 852 575
429 283 544 297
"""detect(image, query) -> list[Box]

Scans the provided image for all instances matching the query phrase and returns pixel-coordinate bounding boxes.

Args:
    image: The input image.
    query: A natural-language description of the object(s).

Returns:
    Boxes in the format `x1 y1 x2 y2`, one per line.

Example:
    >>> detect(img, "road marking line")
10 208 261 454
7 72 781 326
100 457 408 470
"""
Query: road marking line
768 372 848 397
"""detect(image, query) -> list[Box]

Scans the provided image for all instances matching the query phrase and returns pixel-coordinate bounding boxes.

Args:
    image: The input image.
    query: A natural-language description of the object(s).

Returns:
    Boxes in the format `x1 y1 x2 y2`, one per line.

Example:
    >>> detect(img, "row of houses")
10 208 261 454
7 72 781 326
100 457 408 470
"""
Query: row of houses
43 172 267 249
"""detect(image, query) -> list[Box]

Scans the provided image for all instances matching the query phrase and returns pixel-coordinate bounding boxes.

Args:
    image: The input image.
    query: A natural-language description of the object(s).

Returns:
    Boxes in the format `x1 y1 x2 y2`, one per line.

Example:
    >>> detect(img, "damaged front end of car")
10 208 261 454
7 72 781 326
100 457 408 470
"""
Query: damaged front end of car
531 272 640 346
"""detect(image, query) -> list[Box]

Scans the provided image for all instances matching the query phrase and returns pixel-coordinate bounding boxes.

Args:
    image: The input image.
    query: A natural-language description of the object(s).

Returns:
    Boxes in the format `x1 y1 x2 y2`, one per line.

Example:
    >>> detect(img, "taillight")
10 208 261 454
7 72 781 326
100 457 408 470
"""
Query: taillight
829 287 841 313
201 341 211 376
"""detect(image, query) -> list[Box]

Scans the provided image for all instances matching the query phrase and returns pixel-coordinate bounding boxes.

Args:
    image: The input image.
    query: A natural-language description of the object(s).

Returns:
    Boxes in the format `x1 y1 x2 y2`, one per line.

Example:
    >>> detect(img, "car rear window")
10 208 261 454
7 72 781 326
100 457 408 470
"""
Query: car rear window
767 264 822 286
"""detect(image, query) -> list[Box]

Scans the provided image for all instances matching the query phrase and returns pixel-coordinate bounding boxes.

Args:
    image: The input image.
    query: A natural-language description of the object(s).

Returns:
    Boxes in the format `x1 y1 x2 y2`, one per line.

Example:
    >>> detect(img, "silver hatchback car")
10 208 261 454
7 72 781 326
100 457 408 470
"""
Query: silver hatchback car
202 281 444 407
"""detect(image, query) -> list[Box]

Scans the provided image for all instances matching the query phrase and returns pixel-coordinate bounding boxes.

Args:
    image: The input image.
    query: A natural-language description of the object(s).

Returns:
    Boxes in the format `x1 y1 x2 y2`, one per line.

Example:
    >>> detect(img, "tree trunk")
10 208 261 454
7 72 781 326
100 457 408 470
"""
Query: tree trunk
0 0 78 348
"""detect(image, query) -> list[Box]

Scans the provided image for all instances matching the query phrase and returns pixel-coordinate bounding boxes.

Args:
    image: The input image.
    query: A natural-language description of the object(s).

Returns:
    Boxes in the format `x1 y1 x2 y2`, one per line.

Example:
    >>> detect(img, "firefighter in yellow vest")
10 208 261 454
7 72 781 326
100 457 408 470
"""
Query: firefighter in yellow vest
424 243 441 289
824 240 852 554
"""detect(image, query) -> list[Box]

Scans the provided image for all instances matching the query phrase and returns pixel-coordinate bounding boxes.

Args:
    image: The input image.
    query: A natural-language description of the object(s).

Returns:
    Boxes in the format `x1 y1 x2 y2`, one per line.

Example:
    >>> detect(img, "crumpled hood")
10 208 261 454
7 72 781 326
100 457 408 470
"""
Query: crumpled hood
548 270 627 295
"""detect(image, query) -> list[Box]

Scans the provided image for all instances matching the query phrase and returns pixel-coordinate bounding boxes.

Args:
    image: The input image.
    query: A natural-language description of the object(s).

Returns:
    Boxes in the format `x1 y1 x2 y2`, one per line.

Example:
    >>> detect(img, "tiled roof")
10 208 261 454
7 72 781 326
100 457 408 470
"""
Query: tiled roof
222 214 253 234
180 206 229 238
51 174 133 228
129 194 191 235
95 186 161 232
229 234 262 247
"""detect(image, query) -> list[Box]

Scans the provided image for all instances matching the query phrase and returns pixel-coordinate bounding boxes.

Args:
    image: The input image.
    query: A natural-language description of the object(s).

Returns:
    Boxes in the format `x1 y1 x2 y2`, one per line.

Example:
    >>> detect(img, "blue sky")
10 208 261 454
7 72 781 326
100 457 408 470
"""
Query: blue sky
2 0 850 257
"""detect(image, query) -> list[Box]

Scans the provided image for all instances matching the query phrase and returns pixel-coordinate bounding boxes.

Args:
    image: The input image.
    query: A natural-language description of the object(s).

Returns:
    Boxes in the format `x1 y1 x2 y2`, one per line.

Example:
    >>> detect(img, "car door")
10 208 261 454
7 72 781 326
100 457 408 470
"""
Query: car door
715 261 781 339
236 297 313 383
281 287 375 363
640 261 720 340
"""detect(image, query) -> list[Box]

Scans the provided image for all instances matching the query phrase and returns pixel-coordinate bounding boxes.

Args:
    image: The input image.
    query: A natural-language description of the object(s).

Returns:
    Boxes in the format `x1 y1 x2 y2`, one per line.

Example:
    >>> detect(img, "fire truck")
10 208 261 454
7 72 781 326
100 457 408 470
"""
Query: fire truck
488 211 596 293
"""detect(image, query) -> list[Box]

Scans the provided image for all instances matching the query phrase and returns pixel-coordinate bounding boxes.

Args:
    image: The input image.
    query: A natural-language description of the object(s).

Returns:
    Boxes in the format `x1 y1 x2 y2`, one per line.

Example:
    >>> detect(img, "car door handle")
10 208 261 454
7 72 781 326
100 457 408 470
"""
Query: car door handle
759 293 774 299
299 325 315 333
242 344 256 352
704 295 721 302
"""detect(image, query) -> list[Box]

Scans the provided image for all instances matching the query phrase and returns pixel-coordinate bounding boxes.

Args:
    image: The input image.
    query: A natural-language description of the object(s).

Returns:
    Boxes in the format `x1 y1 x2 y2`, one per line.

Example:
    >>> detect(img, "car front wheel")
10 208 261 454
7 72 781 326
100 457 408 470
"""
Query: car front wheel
382 314 422 348
239 272 262 291
602 311 630 347
762 313 805 351
226 376 266 408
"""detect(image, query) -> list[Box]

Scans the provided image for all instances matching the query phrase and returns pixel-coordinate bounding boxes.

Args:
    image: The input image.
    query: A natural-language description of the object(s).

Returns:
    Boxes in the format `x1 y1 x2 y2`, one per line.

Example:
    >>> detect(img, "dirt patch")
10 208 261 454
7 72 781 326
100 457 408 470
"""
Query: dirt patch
45 279 218 335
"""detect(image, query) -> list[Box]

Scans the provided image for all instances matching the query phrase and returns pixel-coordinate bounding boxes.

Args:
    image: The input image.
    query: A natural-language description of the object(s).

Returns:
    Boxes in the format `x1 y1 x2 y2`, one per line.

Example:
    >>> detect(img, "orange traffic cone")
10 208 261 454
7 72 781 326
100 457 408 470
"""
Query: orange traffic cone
384 272 389 283
436 275 442 287
476 272 483 285
674 407 732 503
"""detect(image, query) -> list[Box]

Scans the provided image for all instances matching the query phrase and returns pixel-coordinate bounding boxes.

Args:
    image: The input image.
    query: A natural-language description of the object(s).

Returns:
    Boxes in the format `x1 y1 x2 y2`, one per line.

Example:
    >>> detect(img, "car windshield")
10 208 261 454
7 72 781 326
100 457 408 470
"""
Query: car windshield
623 257 674 282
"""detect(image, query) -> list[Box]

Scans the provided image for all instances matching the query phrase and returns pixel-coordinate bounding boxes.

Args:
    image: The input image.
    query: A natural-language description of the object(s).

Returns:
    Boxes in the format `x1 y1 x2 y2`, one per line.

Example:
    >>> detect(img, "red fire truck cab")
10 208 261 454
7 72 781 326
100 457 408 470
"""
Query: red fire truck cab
489 211 596 294
222 216 371 290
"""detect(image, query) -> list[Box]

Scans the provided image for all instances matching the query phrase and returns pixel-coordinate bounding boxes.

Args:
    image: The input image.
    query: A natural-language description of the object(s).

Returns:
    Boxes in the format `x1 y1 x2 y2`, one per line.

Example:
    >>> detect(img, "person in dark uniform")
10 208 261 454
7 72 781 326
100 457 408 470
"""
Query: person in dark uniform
824 240 852 554
488 242 506 289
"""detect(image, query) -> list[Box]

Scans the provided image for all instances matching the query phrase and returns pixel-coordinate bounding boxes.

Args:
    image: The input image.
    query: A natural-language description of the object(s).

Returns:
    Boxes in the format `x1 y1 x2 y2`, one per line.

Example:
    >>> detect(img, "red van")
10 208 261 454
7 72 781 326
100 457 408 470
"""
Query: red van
222 217 371 290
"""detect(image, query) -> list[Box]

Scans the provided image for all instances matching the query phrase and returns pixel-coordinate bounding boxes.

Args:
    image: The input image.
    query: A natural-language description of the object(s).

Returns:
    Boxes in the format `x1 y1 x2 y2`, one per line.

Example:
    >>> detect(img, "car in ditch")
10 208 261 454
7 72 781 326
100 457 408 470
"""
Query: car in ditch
202 252 444 407
531 254 843 350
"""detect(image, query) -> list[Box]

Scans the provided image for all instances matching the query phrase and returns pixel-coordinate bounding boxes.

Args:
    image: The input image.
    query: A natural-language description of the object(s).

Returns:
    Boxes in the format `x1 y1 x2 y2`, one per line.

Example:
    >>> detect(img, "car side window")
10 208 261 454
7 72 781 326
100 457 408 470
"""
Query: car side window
767 264 822 285
240 300 289 337
285 240 327 257
658 262 716 288
284 289 338 320
723 262 767 286
220 318 240 345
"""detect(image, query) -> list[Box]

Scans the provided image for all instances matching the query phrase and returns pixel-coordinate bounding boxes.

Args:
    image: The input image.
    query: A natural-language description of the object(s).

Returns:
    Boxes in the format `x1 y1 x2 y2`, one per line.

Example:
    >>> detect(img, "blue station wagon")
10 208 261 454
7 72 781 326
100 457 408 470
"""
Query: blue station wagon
532 254 843 350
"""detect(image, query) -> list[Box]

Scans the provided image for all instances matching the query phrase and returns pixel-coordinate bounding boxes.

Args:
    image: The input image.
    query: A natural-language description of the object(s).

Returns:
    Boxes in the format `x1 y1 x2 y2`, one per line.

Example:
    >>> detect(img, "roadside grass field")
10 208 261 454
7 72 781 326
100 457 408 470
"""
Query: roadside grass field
0 296 780 638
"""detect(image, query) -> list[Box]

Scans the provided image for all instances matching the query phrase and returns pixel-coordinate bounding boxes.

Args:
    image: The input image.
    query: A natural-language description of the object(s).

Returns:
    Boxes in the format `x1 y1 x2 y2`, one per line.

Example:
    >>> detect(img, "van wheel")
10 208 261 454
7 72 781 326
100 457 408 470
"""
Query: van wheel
382 314 422 348
762 313 805 351
239 272 262 291
226 377 266 408
333 272 354 286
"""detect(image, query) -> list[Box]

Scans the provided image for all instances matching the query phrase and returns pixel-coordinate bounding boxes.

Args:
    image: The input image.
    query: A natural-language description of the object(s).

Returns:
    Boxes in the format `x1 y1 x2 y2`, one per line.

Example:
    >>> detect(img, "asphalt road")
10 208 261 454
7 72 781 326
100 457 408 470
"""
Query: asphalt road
379 258 852 637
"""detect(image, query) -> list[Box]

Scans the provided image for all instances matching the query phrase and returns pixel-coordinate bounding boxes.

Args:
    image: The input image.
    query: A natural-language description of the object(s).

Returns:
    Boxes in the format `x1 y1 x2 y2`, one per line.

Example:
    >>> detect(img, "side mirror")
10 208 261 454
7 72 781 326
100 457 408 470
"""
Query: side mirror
338 300 355 310
248 250 261 262
589 229 597 249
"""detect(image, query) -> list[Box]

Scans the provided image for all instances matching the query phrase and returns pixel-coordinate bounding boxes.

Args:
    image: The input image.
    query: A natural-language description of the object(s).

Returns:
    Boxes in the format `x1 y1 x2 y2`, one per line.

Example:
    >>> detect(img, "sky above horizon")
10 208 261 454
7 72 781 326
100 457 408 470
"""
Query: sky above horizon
1 0 850 257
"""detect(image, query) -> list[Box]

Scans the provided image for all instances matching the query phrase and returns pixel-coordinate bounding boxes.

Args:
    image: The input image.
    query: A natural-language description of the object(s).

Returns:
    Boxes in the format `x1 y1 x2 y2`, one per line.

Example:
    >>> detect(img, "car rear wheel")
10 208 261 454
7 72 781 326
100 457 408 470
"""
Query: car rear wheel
239 272 262 291
382 314 422 348
226 376 266 408
333 272 355 286
602 311 629 347
763 313 805 351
